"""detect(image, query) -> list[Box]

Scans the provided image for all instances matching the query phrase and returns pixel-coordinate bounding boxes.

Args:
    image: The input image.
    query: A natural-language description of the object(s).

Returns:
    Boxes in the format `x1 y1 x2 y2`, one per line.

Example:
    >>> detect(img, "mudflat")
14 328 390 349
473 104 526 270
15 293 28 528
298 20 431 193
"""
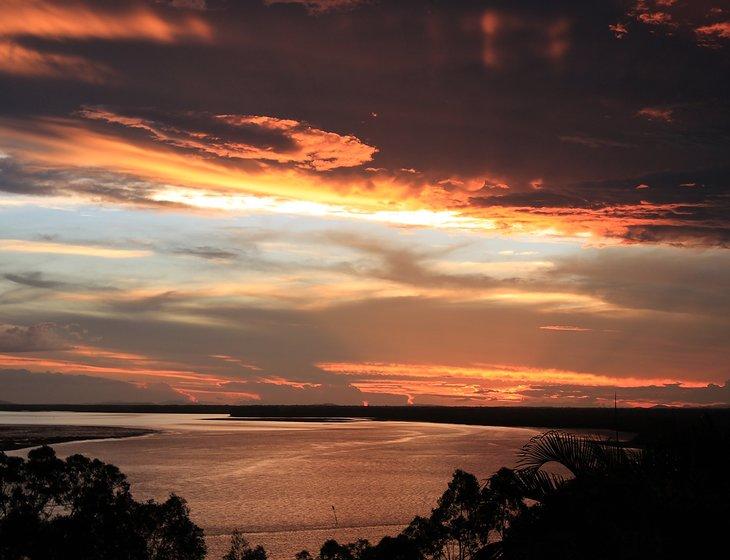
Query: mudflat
0 424 155 451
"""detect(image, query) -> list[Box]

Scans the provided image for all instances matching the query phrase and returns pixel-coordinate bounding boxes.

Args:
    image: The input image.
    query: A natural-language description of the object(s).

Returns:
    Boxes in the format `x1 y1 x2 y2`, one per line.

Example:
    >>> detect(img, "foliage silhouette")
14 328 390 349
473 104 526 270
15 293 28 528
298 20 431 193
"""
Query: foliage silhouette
0 446 206 560
294 418 730 560
222 530 268 560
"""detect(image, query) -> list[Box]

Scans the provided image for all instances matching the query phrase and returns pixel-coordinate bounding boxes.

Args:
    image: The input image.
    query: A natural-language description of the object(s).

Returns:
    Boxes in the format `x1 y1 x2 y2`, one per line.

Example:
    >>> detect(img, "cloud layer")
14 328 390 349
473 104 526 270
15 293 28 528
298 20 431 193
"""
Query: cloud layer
0 369 188 404
0 0 727 406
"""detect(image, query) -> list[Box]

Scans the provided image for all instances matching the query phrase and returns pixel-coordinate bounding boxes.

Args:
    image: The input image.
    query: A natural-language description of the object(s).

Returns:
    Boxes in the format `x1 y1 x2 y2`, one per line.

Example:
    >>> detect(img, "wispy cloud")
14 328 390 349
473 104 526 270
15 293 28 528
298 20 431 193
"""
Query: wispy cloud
0 0 210 80
79 107 377 171
0 239 151 258
538 325 592 332
0 40 112 82
0 0 210 42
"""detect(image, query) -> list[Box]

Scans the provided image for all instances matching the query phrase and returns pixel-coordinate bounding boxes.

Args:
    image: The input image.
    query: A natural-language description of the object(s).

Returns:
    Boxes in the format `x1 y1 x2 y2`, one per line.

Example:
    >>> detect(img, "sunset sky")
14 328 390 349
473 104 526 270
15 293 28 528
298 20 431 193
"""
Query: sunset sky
0 0 728 407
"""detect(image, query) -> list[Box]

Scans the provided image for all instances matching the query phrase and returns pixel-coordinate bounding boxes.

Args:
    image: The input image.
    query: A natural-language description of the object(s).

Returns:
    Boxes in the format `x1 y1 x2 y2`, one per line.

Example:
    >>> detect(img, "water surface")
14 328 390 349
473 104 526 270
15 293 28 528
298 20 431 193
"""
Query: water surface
1 412 539 559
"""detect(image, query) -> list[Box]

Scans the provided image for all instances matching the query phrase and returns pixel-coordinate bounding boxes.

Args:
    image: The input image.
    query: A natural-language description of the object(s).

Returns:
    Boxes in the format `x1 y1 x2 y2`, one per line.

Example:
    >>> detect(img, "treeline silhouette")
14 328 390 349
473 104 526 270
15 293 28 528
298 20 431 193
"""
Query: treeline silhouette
3 416 729 559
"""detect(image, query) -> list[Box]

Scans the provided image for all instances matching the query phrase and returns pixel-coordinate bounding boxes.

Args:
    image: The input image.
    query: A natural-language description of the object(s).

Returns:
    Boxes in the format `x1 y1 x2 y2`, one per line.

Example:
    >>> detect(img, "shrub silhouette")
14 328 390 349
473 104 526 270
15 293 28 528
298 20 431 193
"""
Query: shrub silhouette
0 446 206 560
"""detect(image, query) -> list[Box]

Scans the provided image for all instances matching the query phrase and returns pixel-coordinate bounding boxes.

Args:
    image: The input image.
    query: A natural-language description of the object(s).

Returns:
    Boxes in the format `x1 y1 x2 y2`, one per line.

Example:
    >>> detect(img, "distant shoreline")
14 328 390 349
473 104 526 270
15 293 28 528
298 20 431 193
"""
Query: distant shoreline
0 424 157 452
215 416 362 423
1 404 728 441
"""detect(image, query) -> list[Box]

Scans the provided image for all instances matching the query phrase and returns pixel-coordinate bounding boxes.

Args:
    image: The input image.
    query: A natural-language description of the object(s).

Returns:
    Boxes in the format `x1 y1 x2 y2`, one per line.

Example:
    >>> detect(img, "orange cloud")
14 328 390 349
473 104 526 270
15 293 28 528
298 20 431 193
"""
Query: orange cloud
696 21 730 46
0 341 233 388
0 0 210 80
0 40 112 82
318 361 708 388
79 107 377 171
637 107 674 122
0 115 417 213
0 111 725 246
0 0 211 43
538 325 592 332
319 361 714 405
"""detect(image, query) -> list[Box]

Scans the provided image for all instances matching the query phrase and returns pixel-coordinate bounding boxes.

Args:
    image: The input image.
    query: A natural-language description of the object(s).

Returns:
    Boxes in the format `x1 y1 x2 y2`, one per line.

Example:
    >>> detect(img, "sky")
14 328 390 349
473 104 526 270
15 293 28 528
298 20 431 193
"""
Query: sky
0 0 728 408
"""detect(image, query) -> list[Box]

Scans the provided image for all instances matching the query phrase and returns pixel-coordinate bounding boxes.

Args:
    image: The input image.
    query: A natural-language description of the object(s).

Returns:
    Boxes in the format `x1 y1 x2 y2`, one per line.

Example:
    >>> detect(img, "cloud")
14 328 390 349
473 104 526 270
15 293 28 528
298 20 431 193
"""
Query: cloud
1 273 726 407
0 368 190 404
637 107 674 122
264 0 367 13
171 246 239 261
0 0 211 43
0 1 209 81
159 0 209 10
319 231 503 290
78 107 377 172
559 135 634 149
105 291 185 314
0 323 83 352
549 247 730 316
318 361 725 407
0 40 113 82
518 380 730 407
470 167 730 247
623 1 730 48
696 21 730 45
539 325 592 332
479 8 572 70
3 272 69 290
0 156 186 207
210 379 406 405
0 239 152 258
1 271 118 297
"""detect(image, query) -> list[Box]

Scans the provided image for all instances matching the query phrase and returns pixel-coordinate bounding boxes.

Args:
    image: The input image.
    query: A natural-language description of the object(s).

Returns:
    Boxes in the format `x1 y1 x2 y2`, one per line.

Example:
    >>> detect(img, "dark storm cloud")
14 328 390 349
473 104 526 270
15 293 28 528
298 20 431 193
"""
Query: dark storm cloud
0 369 189 404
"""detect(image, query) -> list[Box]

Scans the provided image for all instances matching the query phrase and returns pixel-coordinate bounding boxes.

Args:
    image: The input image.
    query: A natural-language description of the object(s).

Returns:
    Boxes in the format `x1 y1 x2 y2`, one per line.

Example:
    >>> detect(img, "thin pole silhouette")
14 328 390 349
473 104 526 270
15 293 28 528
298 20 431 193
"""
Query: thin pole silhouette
614 392 619 445
331 505 338 528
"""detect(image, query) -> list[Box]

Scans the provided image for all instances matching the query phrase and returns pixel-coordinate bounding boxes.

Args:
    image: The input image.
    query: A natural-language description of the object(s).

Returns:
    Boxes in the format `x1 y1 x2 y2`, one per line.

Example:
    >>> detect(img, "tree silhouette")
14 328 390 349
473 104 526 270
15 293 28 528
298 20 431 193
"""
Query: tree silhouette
0 446 206 560
222 530 267 560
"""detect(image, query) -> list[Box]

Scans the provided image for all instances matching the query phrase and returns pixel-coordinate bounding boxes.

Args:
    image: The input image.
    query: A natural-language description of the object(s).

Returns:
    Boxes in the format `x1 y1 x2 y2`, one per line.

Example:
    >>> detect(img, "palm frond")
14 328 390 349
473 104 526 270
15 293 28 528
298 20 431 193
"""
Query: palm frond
511 468 566 502
517 430 633 477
